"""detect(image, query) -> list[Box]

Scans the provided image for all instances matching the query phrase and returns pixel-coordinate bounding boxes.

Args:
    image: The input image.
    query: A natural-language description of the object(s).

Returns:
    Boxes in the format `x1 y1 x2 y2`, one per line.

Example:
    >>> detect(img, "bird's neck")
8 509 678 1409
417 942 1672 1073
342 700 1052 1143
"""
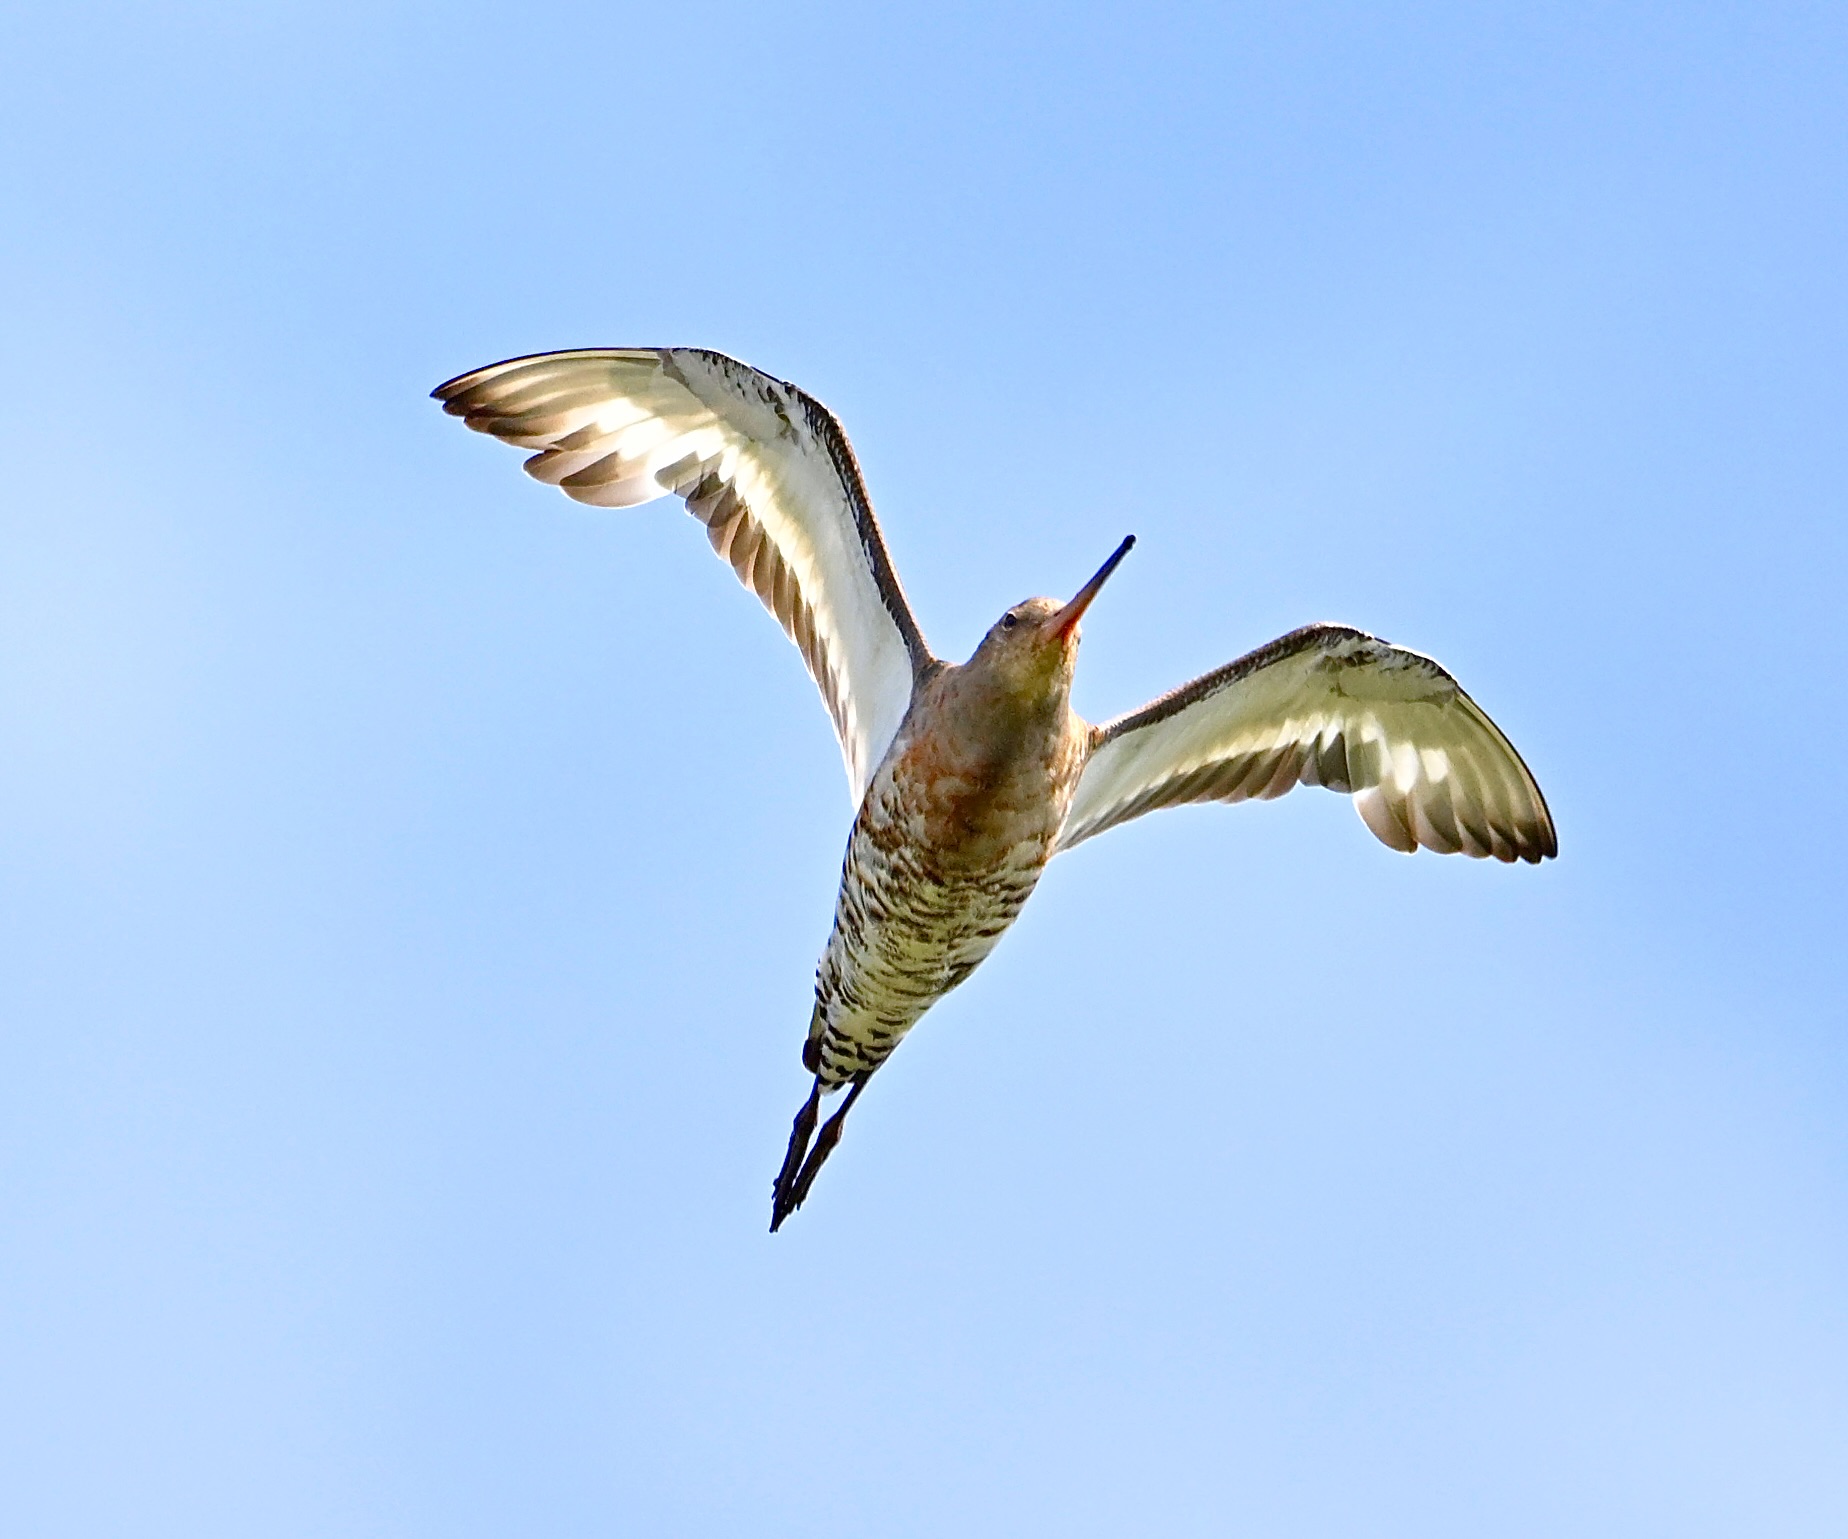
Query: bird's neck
931 662 1074 772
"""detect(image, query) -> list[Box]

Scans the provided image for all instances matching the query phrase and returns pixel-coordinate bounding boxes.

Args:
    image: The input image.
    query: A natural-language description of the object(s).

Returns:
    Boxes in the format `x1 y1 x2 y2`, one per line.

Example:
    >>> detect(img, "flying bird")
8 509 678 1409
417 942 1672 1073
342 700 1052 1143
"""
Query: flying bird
433 348 1557 1230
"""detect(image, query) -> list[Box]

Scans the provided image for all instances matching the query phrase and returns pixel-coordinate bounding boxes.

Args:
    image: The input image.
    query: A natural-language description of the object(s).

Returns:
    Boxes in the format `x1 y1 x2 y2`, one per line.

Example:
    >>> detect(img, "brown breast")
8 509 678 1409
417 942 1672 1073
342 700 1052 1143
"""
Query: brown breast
885 680 1089 873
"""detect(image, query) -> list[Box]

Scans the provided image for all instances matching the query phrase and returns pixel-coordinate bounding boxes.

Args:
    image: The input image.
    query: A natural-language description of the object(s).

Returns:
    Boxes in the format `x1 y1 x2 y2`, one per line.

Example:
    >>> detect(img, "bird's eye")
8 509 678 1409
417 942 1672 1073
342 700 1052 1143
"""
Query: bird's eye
1001 614 1018 631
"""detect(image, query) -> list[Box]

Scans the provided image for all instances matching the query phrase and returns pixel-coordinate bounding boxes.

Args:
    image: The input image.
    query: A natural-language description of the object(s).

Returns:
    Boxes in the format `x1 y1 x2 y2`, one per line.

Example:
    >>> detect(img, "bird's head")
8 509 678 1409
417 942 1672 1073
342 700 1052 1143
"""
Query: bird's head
968 535 1135 701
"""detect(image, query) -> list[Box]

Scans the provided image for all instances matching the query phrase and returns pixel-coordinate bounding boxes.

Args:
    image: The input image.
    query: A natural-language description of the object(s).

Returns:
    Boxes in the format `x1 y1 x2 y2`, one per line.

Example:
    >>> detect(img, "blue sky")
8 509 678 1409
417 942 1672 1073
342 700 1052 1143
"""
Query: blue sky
3 2 1845 1534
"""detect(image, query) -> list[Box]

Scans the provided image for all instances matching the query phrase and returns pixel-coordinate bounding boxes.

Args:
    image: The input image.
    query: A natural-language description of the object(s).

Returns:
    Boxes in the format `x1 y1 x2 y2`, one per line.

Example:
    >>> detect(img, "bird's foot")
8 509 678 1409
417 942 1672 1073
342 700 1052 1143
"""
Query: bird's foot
774 1073 869 1229
770 1079 823 1232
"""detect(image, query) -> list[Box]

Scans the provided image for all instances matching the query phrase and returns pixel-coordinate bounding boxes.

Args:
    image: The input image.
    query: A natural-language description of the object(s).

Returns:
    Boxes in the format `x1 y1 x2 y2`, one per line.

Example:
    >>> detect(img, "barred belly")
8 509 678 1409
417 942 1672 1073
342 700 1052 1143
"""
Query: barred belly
807 776 1057 1087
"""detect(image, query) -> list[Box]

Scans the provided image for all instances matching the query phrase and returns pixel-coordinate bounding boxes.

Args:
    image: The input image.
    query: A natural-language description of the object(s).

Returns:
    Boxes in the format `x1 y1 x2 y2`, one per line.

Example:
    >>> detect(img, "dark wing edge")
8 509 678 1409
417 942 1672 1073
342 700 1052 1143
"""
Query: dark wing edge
731 354 934 680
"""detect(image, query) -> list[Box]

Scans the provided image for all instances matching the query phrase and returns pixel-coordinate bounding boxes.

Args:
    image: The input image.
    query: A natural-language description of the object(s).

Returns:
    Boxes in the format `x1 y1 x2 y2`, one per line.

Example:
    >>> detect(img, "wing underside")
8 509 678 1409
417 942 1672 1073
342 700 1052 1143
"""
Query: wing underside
1060 625 1555 862
434 348 932 801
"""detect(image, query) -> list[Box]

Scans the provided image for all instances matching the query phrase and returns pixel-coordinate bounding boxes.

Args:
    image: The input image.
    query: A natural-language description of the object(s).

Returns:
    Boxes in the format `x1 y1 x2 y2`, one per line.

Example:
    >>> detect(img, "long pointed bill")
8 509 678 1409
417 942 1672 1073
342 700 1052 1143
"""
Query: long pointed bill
1051 535 1136 639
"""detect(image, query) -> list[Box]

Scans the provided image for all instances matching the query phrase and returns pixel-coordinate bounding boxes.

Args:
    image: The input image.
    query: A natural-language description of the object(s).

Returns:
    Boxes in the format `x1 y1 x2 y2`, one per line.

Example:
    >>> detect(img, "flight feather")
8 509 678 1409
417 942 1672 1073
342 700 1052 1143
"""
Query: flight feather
1060 624 1555 862
433 348 932 802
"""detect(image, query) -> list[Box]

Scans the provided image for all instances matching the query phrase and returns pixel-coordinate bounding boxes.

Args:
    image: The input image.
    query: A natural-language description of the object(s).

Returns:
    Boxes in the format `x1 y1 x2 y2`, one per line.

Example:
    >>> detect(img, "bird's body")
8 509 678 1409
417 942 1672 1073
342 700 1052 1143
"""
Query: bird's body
434 346 1558 1230
809 601 1091 1087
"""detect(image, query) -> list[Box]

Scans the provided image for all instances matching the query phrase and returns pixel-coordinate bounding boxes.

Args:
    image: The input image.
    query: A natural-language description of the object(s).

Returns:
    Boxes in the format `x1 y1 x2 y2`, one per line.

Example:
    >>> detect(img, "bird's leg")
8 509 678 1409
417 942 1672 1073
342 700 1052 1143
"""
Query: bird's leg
770 1078 823 1232
782 1071 871 1220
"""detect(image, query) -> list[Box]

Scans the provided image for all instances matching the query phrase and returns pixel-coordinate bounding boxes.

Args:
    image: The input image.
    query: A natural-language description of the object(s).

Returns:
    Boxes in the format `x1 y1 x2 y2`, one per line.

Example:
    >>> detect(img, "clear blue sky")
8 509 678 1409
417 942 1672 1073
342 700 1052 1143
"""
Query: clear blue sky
3 3 1845 1534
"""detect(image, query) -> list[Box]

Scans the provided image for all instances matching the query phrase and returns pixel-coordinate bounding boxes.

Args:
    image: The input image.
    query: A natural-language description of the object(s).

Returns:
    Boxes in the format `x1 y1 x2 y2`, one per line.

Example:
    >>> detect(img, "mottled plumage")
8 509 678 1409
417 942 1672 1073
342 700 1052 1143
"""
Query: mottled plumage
808 600 1092 1087
432 347 1558 1232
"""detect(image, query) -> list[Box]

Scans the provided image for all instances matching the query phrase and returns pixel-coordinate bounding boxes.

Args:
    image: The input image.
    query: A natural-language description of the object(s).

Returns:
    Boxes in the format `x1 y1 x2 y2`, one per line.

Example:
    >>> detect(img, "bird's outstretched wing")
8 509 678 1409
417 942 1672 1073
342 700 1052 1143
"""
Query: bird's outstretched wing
434 348 934 802
1059 624 1555 862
